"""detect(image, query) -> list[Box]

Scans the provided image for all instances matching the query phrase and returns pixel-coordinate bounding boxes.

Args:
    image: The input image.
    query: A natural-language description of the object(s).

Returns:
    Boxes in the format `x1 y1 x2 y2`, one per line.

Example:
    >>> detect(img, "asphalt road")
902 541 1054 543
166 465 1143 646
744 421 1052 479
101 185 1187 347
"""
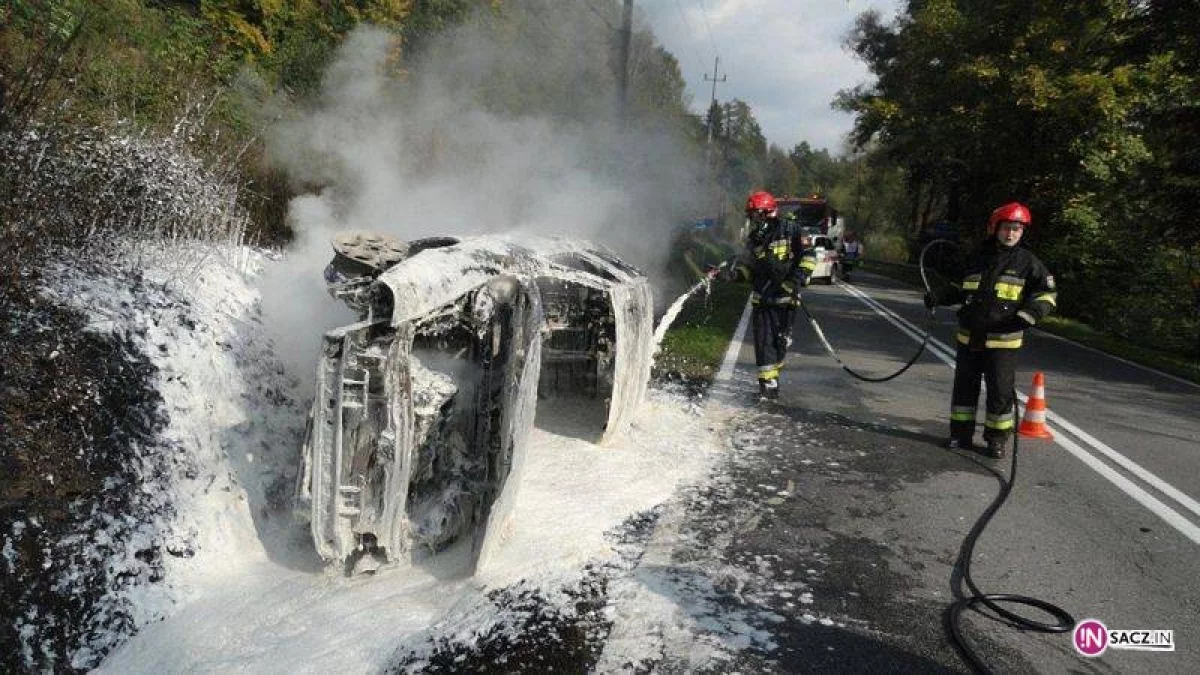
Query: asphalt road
696 270 1200 673
375 269 1198 674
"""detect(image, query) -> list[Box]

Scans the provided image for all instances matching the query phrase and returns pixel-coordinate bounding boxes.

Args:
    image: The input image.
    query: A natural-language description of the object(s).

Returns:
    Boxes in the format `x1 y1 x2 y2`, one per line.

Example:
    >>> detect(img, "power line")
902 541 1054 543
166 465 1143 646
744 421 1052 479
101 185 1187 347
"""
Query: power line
696 0 719 57
672 0 708 69
703 56 726 228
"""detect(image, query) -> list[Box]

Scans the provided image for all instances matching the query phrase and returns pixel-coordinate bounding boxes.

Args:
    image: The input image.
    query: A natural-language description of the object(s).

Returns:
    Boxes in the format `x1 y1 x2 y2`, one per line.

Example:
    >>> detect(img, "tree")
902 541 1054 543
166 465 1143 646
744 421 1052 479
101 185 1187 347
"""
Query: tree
716 99 766 199
838 0 1200 354
763 144 799 197
788 141 842 196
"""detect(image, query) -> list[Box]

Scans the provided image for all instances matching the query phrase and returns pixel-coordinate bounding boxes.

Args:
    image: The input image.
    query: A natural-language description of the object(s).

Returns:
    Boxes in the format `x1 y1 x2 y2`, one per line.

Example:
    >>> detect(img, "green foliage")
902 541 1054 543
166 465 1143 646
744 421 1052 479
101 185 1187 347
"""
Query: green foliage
402 0 480 52
654 280 749 383
702 98 768 215
763 145 800 197
838 0 1200 358
631 43 690 123
860 232 909 264
0 0 494 245
1 0 87 131
788 142 844 196
0 1 245 130
1 0 439 129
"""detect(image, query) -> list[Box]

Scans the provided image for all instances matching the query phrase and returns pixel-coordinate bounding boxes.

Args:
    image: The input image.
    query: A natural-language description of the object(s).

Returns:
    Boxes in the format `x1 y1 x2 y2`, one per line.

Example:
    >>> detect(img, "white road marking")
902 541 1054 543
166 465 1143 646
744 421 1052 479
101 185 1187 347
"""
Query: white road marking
1037 406 1200 521
1039 428 1200 544
708 300 758 405
834 280 1200 544
716 300 753 385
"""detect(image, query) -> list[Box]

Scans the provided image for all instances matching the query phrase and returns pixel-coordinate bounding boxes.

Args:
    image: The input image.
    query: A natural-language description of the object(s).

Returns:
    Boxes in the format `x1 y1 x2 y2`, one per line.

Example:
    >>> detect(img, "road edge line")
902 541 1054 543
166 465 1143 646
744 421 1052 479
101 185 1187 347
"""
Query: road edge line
836 280 1200 537
716 299 753 385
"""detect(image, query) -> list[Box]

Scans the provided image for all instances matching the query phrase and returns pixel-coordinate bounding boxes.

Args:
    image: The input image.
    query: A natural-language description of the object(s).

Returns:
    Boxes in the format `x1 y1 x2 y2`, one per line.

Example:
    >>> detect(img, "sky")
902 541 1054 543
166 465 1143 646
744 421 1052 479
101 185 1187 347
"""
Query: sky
640 0 905 153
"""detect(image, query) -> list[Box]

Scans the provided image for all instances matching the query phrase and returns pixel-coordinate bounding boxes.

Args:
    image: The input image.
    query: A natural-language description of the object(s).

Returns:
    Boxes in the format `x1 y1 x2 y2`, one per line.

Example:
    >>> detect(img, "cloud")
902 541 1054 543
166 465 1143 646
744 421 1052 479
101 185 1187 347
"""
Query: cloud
640 0 903 151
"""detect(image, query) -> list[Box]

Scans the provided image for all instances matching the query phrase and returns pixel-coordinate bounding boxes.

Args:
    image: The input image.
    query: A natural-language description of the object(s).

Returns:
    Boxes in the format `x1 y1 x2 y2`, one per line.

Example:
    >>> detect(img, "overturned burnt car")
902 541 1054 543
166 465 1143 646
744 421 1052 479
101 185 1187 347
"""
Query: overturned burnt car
294 232 654 573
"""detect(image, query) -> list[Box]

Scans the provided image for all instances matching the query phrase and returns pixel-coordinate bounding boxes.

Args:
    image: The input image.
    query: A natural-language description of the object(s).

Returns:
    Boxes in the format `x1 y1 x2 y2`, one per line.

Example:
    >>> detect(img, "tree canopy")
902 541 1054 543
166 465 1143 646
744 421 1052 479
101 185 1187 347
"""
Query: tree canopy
838 0 1200 354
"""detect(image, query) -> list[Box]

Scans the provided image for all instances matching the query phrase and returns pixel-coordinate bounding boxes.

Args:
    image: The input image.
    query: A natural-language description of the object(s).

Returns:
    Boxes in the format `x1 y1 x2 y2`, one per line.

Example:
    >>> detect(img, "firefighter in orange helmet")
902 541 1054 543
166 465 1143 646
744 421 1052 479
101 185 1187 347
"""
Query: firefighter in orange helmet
924 202 1057 457
710 191 817 400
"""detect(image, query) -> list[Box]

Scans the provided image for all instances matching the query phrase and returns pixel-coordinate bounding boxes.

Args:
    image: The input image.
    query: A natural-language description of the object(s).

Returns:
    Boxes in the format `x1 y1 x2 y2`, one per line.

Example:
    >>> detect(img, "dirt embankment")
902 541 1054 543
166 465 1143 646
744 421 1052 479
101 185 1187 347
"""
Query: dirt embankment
0 279 174 673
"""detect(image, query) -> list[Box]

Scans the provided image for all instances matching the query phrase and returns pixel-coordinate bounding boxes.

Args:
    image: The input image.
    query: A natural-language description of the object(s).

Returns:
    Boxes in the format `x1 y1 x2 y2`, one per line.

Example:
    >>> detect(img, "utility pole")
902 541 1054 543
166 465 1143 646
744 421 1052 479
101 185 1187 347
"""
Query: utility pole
617 0 633 126
703 56 725 166
703 56 726 235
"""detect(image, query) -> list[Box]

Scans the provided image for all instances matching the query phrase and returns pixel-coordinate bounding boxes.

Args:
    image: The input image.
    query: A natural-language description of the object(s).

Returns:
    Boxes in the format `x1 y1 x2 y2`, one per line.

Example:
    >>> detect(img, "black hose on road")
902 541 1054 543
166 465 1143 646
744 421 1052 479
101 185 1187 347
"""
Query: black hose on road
798 300 933 382
799 238 1077 670
946 408 1076 674
798 238 952 382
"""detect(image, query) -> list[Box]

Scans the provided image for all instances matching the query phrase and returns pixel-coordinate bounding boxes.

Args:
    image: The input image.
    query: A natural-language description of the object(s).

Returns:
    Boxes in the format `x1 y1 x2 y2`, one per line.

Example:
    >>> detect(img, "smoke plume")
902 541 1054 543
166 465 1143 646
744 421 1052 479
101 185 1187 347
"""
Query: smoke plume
258 4 705 382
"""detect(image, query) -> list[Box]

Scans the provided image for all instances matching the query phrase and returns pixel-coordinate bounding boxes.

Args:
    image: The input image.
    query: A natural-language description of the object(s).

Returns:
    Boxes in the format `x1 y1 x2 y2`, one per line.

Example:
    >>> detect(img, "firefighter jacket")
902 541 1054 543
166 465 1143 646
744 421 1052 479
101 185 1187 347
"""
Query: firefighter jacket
939 239 1057 349
727 219 817 305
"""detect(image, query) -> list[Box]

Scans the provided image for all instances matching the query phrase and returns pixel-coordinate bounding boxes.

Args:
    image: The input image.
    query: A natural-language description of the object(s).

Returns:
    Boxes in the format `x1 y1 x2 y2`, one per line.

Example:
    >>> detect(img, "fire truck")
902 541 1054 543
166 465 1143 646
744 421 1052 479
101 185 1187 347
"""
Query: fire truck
775 194 839 240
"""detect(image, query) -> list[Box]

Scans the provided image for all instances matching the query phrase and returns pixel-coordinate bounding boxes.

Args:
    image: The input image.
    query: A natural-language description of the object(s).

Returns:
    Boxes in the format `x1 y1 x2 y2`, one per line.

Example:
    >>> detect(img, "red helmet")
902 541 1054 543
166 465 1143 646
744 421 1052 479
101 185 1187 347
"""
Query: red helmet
987 202 1032 235
745 190 777 216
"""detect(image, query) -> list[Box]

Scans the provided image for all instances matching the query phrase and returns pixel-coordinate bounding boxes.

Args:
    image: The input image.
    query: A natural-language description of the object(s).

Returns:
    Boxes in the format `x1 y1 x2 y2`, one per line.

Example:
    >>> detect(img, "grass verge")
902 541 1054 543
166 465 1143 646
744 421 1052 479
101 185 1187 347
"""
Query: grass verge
1036 316 1200 384
862 261 1200 385
653 281 750 383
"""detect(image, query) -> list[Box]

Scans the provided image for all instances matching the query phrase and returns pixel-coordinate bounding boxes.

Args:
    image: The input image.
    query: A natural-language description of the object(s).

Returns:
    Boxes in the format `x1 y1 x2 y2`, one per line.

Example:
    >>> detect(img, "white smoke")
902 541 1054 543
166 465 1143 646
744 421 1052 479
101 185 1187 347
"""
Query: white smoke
258 6 705 384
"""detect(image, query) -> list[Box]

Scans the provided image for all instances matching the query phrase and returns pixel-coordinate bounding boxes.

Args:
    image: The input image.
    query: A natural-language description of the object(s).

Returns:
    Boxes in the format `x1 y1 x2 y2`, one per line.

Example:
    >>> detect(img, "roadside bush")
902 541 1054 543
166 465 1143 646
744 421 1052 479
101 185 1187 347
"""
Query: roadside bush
0 110 255 305
1052 243 1199 358
863 231 908 264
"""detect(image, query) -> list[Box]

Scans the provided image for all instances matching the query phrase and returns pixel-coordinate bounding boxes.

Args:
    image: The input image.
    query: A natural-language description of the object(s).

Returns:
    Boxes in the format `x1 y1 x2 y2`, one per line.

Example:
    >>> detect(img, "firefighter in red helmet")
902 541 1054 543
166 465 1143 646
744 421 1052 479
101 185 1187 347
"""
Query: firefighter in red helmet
709 190 817 400
924 202 1057 457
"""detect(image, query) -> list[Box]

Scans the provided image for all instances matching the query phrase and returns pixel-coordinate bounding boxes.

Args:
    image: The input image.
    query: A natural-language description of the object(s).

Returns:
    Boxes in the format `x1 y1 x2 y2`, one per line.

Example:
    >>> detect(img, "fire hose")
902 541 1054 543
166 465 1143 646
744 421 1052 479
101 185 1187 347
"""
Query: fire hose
947 412 1076 674
797 239 949 382
796 239 1076 673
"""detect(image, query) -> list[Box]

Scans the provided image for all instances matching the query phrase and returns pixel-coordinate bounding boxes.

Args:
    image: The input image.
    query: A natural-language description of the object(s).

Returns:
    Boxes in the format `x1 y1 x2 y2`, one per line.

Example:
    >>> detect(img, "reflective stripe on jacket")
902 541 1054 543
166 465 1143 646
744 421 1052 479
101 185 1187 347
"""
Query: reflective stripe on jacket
941 239 1057 349
730 220 815 305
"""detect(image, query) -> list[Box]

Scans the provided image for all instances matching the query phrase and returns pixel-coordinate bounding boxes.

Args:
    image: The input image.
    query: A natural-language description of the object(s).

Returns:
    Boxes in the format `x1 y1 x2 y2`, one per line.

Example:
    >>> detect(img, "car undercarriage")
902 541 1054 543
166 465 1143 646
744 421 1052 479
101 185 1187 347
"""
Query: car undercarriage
294 232 654 574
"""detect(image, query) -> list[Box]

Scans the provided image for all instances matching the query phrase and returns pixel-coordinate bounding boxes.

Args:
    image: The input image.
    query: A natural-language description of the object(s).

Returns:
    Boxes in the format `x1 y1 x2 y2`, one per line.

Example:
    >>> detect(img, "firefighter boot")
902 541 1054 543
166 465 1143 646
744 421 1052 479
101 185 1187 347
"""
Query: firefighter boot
984 436 1008 459
943 435 975 451
759 378 779 401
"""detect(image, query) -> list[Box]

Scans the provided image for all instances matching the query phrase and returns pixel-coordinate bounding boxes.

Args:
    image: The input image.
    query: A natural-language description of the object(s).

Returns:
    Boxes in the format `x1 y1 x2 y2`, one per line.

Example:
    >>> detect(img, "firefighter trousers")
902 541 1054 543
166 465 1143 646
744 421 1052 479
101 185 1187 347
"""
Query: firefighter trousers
752 304 794 383
950 344 1017 443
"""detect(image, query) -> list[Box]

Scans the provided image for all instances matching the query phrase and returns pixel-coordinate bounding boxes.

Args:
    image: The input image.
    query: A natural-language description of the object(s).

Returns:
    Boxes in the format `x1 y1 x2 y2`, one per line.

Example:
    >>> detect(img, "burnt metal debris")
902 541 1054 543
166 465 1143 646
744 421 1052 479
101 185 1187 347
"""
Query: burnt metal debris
295 232 654 574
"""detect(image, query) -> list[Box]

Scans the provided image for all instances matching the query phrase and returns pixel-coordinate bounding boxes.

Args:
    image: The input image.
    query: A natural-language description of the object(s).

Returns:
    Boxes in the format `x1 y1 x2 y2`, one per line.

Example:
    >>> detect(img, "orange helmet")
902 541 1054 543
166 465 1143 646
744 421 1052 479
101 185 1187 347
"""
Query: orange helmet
745 190 777 216
987 202 1032 235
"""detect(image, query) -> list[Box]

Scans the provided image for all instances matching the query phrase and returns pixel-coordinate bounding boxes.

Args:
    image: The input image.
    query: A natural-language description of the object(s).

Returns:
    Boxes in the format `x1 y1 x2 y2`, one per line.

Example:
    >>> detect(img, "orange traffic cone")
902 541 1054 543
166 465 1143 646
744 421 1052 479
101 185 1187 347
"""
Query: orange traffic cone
1018 371 1054 440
